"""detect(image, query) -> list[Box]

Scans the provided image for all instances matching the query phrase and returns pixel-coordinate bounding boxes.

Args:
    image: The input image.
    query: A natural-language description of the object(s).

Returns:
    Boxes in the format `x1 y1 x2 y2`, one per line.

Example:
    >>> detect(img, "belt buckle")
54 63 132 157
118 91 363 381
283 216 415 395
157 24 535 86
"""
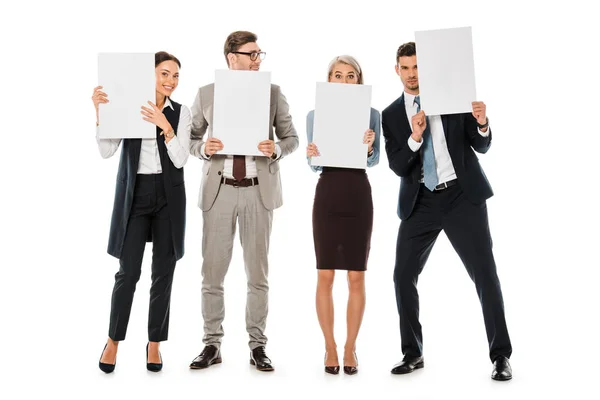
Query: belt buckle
435 182 447 191
232 179 239 188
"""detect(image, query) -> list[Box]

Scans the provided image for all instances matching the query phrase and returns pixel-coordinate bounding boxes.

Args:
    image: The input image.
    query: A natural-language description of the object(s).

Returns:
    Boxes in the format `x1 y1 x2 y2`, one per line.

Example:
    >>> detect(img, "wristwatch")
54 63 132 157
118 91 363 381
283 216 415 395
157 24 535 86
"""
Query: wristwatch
165 129 175 139
477 117 489 129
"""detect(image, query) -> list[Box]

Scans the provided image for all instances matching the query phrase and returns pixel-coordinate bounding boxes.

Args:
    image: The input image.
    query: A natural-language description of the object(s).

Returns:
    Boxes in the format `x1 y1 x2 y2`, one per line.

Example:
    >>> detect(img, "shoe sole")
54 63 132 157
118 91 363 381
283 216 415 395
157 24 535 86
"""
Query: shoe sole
250 359 274 371
189 357 222 369
491 375 512 381
391 361 424 375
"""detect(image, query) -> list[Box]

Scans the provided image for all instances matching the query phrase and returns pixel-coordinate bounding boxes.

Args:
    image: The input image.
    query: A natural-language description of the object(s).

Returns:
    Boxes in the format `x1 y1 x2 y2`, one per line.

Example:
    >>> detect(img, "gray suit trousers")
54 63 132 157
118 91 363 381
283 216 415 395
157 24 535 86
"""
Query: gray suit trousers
201 183 272 350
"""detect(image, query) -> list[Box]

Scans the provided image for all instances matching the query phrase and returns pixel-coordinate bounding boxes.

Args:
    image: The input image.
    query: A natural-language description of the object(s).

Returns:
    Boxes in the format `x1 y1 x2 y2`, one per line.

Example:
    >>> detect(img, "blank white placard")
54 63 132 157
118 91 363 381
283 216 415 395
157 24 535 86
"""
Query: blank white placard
415 26 477 115
213 70 271 156
310 82 371 169
97 53 156 139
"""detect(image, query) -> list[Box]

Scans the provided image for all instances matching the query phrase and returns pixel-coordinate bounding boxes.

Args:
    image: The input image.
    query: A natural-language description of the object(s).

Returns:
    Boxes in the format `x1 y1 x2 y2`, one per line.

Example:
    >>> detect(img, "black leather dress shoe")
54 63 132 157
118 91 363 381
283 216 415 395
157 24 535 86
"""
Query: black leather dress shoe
99 344 116 374
250 346 274 371
491 356 512 381
391 355 424 374
146 343 162 372
189 345 222 369
324 352 339 375
343 352 358 375
344 365 358 375
325 365 340 375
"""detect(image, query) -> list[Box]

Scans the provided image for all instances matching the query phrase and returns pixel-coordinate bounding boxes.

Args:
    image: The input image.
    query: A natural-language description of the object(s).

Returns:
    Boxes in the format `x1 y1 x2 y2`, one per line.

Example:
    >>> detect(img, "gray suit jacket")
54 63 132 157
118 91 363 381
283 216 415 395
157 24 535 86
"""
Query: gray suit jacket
190 83 299 211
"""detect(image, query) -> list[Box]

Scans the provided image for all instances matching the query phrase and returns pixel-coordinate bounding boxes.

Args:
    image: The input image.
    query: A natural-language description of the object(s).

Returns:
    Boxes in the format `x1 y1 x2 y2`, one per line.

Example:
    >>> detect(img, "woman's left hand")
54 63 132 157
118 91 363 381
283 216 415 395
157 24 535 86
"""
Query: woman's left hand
141 101 170 132
363 129 375 153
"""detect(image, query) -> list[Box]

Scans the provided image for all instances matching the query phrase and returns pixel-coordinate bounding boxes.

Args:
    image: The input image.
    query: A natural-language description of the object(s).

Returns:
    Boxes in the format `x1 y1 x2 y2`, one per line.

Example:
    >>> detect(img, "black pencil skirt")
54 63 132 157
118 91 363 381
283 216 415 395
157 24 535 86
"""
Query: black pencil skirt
312 167 373 271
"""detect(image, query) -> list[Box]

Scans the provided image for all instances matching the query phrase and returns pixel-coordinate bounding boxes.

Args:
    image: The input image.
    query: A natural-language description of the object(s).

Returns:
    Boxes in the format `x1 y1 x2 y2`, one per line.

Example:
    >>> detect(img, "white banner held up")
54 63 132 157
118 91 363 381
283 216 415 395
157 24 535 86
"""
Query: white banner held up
213 70 271 156
97 53 156 139
310 82 371 169
414 26 477 115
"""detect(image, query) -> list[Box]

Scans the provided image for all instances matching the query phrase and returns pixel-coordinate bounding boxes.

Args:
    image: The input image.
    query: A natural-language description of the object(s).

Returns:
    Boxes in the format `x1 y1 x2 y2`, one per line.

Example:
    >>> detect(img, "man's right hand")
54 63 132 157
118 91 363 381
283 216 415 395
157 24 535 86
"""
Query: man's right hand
204 138 224 157
410 110 427 142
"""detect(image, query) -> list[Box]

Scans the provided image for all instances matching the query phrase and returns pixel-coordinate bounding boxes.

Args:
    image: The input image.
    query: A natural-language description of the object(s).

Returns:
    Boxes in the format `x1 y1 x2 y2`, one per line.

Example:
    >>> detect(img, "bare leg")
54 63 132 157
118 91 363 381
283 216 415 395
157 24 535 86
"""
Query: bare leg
316 270 338 366
344 271 365 367
147 341 161 363
100 338 119 364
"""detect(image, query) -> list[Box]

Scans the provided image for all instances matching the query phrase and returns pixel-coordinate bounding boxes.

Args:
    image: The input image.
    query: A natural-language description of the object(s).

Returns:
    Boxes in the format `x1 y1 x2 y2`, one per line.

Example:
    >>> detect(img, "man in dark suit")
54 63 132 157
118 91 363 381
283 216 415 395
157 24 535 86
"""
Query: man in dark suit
382 42 512 381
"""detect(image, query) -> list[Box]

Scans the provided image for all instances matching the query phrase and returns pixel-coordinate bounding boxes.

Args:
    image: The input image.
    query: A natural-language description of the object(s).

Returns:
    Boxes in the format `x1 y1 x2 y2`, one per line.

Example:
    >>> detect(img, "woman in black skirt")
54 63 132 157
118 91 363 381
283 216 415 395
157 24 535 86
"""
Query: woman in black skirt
306 55 380 375
91 51 191 373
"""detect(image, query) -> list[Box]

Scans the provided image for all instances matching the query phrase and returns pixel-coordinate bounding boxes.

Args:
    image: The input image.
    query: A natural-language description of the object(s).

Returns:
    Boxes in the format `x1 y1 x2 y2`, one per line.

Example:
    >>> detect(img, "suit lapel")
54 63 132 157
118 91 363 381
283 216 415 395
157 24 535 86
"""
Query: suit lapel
269 84 276 140
205 84 215 127
131 138 142 173
397 94 412 139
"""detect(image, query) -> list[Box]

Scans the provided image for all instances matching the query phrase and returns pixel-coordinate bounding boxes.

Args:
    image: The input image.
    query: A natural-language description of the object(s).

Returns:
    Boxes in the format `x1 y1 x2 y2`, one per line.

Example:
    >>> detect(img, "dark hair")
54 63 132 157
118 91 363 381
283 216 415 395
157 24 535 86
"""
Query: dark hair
224 31 258 66
155 51 181 68
396 42 416 63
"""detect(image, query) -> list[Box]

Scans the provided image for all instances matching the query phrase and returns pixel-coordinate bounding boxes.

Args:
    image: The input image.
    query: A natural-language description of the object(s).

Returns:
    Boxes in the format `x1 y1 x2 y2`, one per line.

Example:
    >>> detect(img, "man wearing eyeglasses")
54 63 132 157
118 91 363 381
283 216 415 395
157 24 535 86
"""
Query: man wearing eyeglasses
188 30 298 372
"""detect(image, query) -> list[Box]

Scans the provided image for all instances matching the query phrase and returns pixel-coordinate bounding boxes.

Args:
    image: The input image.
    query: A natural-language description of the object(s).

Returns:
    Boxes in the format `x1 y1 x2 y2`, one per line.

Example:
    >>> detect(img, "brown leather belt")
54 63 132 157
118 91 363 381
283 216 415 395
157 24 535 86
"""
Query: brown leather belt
221 177 259 187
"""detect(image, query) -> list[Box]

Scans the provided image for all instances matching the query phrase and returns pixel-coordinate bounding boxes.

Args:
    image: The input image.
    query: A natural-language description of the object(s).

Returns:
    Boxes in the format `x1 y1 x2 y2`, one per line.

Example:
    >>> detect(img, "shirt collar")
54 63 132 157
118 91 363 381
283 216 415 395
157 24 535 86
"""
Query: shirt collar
162 97 174 111
403 91 418 107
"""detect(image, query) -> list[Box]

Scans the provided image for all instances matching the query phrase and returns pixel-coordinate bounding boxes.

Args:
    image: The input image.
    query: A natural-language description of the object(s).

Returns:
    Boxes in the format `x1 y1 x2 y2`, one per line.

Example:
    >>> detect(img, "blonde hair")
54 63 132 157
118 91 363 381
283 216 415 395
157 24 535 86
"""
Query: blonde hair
327 55 364 84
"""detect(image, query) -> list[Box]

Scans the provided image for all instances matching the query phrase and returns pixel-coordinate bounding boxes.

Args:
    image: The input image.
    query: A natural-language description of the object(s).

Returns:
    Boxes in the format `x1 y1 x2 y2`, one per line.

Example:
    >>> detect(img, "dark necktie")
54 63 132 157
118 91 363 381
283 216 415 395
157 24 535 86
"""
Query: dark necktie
233 155 246 181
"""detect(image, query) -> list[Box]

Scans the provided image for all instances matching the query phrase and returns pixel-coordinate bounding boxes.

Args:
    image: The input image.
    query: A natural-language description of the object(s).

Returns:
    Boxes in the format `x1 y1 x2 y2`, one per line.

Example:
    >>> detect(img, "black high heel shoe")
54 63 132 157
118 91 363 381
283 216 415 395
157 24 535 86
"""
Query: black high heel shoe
324 352 340 375
99 343 116 373
146 343 163 372
344 352 358 375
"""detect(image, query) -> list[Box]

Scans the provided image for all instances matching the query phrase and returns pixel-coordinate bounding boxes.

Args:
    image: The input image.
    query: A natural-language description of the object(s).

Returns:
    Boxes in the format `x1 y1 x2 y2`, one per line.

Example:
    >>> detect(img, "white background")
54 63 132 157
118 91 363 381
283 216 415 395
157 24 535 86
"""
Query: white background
1 1 599 399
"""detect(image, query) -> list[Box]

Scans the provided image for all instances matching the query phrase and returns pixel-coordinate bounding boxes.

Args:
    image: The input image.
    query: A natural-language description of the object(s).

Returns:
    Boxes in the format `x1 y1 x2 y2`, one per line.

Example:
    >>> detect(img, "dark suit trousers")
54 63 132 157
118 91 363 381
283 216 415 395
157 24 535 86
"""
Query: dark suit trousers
394 183 512 362
108 173 176 342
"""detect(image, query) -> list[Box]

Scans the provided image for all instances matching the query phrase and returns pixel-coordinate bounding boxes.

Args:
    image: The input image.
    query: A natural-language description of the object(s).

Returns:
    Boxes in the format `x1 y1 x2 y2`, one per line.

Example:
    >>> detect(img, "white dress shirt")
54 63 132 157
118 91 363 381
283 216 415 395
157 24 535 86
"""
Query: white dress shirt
404 91 489 184
96 98 192 173
199 143 282 179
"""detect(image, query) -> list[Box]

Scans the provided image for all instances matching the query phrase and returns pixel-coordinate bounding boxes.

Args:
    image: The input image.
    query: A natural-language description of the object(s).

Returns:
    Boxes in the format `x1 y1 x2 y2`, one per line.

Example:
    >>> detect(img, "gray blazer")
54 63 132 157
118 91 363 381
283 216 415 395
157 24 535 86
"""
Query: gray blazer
190 83 299 211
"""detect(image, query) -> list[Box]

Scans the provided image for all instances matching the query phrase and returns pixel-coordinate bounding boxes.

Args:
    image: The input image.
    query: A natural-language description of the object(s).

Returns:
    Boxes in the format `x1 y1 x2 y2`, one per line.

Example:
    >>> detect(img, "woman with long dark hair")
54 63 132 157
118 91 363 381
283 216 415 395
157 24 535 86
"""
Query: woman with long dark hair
91 51 191 373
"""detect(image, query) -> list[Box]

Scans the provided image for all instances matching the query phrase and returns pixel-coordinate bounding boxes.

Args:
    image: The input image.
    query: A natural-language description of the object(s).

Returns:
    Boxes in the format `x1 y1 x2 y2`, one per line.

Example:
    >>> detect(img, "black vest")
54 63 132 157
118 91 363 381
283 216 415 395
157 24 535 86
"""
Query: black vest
107 100 186 260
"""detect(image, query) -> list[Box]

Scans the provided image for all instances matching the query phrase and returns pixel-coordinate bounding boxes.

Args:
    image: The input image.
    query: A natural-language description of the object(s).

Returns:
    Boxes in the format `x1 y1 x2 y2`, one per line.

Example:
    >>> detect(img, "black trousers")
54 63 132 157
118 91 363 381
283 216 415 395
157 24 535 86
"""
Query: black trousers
108 173 176 342
394 183 512 362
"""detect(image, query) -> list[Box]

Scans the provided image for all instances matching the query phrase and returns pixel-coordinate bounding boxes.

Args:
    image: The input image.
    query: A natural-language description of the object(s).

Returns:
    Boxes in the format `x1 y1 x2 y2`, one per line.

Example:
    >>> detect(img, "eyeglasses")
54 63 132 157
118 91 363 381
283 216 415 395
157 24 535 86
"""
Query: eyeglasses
232 51 266 61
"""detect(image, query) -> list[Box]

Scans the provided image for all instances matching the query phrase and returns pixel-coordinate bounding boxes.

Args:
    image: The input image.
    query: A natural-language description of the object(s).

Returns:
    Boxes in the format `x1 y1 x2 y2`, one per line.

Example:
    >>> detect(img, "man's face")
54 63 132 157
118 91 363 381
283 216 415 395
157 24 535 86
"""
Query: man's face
229 42 263 71
395 55 419 94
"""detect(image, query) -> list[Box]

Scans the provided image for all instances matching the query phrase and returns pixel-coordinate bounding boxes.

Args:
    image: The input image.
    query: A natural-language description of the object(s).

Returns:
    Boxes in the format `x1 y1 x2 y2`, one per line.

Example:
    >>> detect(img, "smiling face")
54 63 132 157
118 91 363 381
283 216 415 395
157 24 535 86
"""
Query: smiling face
328 62 359 84
228 42 263 71
155 60 179 98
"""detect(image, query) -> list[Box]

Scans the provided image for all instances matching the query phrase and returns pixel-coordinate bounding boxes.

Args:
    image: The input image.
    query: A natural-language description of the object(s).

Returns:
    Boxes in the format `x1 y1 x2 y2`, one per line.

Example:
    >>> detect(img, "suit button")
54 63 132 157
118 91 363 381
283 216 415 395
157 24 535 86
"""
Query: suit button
218 171 222 175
